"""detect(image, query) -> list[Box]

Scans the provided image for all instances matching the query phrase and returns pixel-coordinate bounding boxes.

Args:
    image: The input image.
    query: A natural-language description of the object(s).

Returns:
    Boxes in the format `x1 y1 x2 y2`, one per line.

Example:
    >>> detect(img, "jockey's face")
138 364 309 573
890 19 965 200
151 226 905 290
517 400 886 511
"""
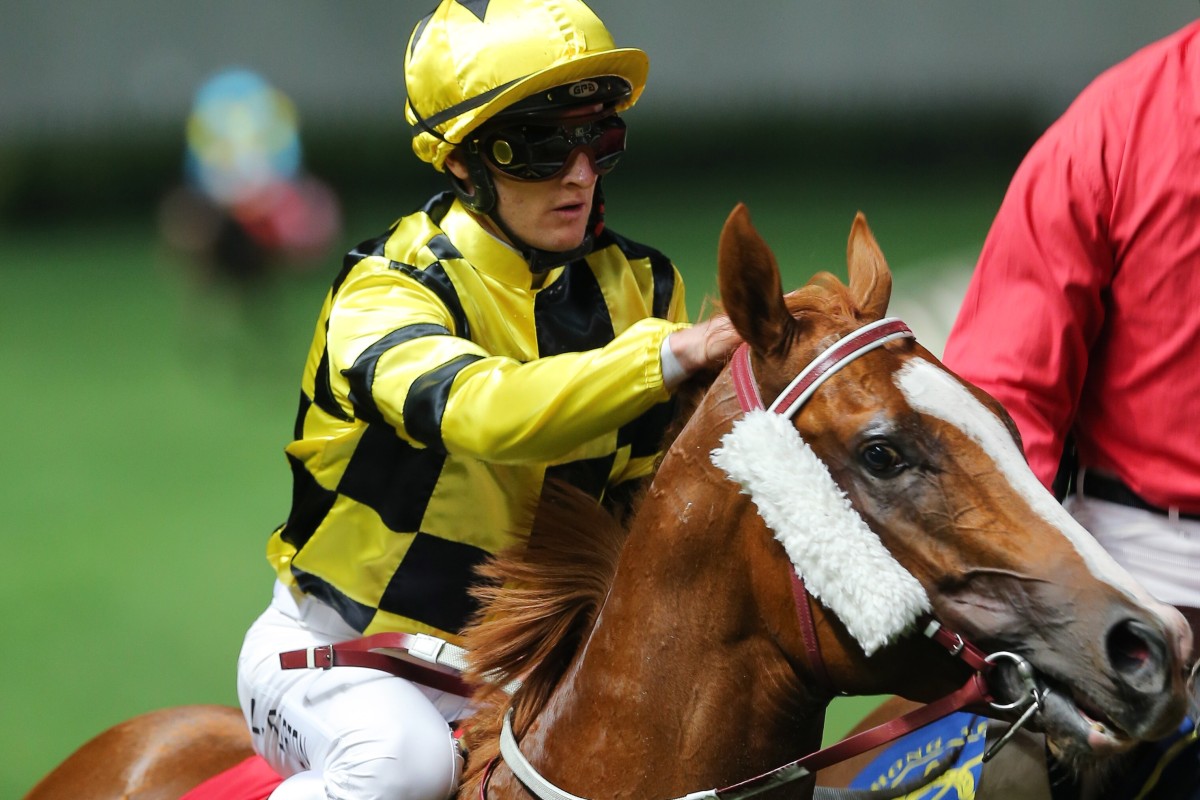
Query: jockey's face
484 148 599 254
448 104 609 255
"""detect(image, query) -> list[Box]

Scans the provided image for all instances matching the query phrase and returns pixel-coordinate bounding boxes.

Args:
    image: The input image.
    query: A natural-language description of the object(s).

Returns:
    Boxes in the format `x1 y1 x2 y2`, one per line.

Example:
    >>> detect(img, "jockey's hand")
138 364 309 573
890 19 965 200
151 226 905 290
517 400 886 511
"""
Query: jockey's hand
667 315 742 378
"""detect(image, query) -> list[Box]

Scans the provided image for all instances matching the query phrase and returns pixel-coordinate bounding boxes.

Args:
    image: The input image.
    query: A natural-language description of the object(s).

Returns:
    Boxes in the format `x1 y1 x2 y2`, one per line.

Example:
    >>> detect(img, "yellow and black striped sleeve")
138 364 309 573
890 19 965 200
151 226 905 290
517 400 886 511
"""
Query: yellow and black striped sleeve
325 241 686 466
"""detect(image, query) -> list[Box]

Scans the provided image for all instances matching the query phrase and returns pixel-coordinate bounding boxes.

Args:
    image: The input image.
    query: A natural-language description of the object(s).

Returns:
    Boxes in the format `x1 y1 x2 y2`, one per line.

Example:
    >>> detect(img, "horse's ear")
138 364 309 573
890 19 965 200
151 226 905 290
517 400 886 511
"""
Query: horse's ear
718 204 793 356
846 212 892 321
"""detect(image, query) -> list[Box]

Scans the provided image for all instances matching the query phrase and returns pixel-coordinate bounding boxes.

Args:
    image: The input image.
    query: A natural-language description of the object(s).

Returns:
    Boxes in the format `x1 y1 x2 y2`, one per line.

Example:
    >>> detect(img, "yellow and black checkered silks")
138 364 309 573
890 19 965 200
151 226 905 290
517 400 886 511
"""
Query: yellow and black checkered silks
404 0 649 170
267 192 688 641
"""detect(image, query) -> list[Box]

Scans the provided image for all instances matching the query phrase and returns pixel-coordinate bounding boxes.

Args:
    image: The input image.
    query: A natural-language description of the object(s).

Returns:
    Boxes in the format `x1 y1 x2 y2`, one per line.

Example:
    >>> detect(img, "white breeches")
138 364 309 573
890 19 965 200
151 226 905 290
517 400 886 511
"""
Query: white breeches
237 581 471 800
1066 492 1200 608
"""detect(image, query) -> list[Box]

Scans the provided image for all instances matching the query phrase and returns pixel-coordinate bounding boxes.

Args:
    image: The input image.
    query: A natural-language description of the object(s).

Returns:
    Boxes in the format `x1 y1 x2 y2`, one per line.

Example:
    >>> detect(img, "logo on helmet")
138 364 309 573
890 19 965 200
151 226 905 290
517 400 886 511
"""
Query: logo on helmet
568 80 600 99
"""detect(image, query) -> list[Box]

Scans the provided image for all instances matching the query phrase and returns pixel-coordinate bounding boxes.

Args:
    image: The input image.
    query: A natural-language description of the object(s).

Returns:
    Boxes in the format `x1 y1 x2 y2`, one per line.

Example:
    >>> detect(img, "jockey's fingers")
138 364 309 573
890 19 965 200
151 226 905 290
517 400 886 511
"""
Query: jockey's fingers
702 315 742 362
665 316 743 380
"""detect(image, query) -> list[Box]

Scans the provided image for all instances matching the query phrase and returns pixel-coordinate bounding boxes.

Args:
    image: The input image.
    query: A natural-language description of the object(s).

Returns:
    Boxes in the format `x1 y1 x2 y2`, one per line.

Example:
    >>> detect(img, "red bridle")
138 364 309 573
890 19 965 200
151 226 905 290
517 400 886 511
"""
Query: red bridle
728 317 917 691
708 317 1039 787
729 318 915 690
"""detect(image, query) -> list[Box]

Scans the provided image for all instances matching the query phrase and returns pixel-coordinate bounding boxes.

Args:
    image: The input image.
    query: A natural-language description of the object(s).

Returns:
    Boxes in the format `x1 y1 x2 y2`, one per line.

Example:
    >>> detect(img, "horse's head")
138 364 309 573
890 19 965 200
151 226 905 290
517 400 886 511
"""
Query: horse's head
712 204 1191 763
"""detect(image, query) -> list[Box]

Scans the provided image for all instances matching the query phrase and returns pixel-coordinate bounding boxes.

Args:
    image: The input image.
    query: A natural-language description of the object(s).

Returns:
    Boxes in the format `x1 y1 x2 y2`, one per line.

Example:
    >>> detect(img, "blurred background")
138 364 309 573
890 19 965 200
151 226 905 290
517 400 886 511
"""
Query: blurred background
5 1 1199 795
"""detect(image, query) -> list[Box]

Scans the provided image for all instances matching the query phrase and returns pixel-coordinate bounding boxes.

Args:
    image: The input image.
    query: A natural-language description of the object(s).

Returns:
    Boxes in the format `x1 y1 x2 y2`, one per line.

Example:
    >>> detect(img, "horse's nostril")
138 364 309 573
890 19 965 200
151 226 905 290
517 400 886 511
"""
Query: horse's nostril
1107 620 1164 688
1109 624 1150 671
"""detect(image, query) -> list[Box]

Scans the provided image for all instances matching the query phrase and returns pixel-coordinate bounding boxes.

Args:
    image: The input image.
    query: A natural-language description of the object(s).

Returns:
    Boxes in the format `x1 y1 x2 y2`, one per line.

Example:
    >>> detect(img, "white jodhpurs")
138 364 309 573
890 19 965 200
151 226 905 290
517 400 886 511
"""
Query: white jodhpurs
237 581 471 800
1066 489 1200 609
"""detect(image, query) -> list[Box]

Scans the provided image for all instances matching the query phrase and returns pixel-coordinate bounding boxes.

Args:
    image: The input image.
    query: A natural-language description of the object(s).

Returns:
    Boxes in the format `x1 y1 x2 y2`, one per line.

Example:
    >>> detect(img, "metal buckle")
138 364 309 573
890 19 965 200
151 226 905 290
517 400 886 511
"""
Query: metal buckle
307 644 334 670
922 618 965 656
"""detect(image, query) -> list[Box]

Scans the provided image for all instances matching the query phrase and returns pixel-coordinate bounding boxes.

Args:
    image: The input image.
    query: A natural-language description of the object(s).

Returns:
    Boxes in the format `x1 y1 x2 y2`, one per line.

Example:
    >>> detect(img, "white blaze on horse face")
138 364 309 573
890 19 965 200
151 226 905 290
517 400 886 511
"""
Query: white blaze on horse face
894 358 1166 612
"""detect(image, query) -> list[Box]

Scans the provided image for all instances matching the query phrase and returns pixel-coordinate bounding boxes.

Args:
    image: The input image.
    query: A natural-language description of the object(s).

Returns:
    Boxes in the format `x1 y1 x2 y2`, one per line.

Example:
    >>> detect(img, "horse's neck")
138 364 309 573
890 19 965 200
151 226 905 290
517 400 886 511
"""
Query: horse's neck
516 374 828 797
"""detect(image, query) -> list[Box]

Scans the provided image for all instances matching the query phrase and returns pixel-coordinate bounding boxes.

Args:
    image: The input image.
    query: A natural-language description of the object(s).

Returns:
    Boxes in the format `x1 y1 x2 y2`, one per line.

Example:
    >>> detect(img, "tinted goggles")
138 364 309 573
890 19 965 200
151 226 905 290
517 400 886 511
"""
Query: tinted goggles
478 115 627 181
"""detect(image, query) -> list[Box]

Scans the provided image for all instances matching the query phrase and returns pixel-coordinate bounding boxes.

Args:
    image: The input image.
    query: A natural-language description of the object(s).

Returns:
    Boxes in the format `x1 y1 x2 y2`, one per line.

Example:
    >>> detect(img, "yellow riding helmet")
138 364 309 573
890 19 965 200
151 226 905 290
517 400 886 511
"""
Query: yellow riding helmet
404 0 649 171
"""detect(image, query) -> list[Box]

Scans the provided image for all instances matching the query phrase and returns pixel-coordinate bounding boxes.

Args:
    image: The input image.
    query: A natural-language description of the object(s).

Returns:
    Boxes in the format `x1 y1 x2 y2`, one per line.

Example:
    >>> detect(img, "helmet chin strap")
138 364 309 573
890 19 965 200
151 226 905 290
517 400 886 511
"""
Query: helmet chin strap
450 144 605 274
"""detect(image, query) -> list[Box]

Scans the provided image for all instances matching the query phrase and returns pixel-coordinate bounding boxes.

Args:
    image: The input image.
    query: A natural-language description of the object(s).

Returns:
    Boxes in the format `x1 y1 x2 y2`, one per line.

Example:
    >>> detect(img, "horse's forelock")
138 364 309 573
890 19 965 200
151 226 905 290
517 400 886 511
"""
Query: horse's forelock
787 272 867 324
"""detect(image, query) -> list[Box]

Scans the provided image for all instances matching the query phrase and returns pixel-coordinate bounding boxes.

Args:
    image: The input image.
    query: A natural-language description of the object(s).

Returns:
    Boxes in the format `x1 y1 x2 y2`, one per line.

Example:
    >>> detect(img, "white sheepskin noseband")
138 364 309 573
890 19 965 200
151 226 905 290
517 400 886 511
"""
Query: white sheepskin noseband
710 381 931 656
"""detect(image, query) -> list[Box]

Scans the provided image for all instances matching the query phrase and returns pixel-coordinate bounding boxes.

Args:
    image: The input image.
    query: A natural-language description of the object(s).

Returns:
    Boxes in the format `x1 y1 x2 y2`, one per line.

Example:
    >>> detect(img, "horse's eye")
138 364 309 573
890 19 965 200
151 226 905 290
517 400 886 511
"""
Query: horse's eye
860 441 906 475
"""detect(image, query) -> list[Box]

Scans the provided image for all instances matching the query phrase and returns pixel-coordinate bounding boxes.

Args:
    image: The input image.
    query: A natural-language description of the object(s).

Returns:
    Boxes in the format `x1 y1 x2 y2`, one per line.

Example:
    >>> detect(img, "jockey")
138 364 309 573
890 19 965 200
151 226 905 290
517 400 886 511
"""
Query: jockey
235 1 740 799
943 18 1200 800
944 18 1200 661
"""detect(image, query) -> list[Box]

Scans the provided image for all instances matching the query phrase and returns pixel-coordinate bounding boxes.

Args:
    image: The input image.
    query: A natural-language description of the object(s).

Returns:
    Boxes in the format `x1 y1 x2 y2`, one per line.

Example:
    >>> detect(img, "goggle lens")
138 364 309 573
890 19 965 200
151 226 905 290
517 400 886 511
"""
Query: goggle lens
481 116 627 181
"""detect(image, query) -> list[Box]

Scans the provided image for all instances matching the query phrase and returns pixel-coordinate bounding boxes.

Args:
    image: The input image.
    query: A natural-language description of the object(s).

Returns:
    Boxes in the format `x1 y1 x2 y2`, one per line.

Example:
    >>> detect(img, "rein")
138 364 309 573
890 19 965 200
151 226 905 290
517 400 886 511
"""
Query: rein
495 317 1045 800
497 622 999 800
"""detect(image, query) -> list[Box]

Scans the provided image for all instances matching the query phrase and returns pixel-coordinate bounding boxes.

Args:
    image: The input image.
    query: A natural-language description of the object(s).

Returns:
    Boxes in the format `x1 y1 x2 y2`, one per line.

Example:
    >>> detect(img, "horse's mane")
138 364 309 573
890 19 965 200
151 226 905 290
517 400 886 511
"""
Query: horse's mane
458 479 628 787
456 368 723 791
456 274 859 790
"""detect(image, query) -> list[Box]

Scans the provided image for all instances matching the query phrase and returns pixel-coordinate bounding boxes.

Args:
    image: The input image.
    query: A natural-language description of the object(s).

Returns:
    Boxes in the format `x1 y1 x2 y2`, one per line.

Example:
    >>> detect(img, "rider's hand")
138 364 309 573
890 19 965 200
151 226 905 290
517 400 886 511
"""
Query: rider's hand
666 315 742 378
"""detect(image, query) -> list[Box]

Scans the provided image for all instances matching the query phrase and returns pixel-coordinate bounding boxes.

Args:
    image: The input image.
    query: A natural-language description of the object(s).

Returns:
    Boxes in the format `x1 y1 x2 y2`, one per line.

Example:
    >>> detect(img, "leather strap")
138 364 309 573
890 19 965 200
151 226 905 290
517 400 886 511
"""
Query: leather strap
769 318 913 419
786 673 991 776
730 344 764 412
479 757 501 800
1077 470 1200 522
922 616 991 672
279 632 474 696
728 321 921 700
491 316 1004 800
773 619 994 779
790 573 834 693
732 344 833 691
729 321 915 697
496 667 992 800
718 319 999 789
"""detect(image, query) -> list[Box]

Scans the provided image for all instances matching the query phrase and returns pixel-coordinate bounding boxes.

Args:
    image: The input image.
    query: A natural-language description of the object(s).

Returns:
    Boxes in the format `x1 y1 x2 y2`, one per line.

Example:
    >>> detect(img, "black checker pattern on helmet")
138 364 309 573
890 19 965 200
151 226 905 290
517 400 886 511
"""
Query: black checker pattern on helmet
454 0 491 22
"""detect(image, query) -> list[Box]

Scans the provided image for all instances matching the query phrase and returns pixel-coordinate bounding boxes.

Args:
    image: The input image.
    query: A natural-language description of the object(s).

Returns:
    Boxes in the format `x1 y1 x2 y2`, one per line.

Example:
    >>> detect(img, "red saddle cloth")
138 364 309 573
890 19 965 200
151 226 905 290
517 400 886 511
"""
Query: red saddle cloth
180 755 283 800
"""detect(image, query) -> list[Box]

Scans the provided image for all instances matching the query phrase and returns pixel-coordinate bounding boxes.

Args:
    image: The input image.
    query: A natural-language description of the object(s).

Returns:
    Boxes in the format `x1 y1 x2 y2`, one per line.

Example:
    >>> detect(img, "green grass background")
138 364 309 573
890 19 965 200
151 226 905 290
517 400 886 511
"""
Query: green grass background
4 158 1012 796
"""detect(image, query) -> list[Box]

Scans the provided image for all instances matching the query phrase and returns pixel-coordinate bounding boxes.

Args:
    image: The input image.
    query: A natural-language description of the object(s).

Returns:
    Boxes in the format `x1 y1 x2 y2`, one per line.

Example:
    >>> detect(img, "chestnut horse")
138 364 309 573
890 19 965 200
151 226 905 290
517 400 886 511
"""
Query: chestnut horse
26 206 1192 800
